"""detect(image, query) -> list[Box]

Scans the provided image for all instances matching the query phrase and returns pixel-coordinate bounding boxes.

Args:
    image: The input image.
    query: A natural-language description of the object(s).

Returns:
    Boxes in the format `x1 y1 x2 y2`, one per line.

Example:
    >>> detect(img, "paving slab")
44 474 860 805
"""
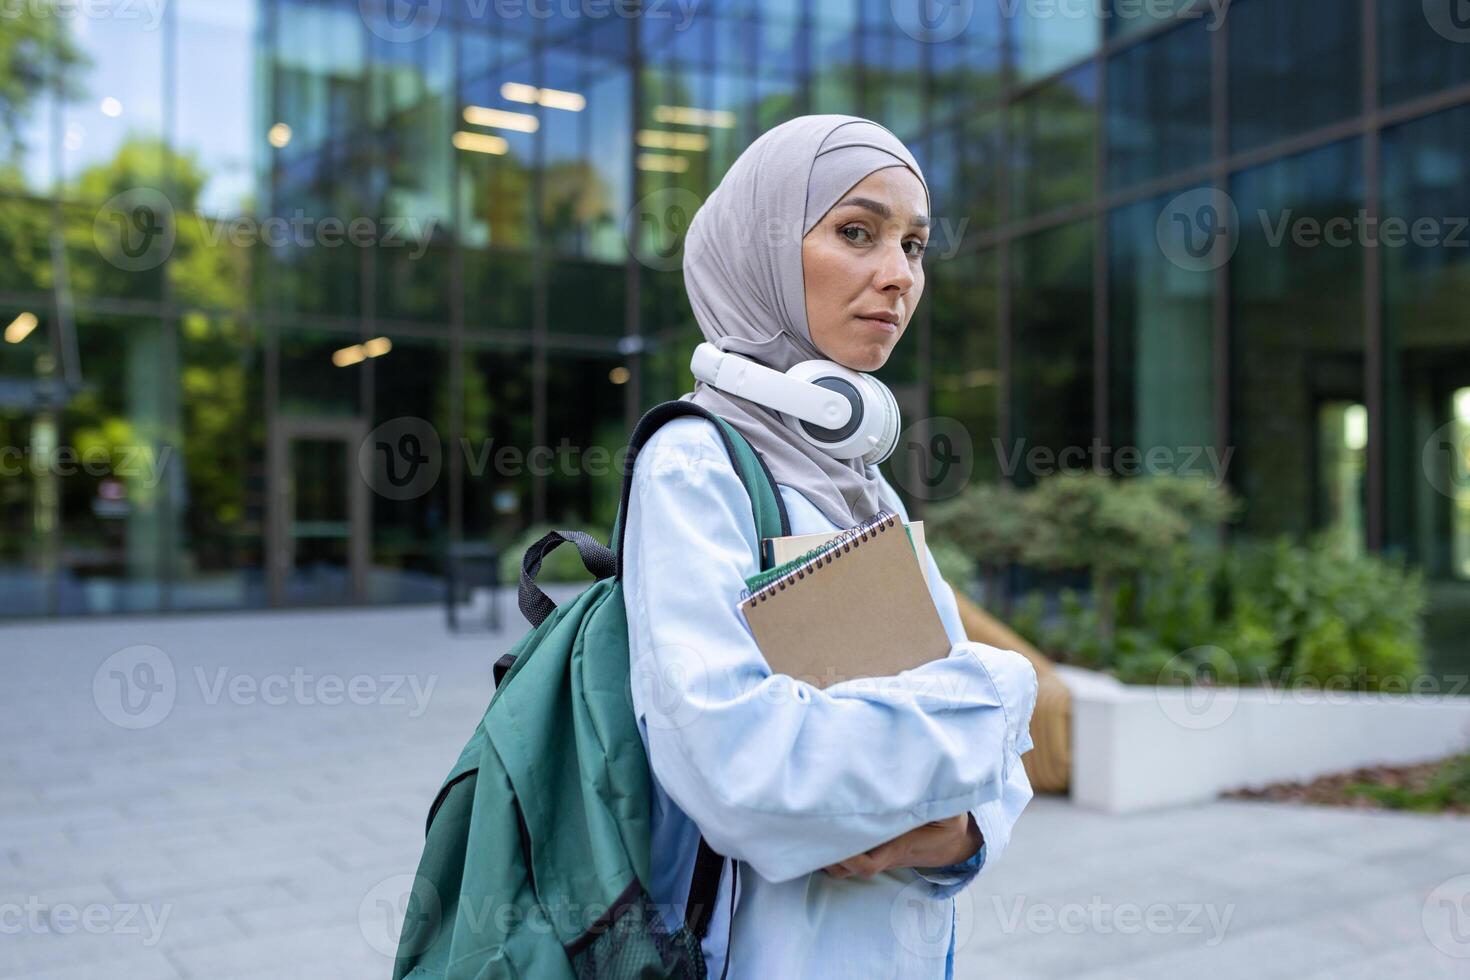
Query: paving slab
2 597 1464 979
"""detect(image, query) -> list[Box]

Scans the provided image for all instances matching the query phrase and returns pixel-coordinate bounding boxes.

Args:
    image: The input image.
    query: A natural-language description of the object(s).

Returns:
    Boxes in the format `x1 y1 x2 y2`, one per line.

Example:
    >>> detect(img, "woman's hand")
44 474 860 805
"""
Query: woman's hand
821 813 983 879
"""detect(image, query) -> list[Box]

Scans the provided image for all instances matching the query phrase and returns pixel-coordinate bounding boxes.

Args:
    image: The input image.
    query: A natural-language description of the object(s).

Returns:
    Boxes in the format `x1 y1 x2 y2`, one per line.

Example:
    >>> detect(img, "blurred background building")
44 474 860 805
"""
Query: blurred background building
0 0 1466 669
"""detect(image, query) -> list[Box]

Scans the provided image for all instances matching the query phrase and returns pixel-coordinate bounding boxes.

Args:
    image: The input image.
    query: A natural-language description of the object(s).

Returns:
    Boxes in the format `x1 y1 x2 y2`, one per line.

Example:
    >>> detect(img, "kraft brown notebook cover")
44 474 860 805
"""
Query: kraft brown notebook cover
764 521 931 590
737 512 952 688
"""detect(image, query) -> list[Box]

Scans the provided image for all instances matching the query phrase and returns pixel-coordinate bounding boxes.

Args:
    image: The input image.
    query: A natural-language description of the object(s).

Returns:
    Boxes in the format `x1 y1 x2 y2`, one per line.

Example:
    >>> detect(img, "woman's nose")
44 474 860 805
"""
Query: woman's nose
874 239 915 292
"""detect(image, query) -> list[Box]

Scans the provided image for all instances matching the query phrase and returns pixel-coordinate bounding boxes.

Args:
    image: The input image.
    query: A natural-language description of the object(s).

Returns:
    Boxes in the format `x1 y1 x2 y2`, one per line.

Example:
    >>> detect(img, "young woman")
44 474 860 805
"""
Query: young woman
621 114 1038 978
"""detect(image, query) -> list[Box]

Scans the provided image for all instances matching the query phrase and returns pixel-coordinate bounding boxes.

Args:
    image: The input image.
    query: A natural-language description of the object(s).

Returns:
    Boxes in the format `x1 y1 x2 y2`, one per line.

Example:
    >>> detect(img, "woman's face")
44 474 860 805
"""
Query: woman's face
801 166 929 373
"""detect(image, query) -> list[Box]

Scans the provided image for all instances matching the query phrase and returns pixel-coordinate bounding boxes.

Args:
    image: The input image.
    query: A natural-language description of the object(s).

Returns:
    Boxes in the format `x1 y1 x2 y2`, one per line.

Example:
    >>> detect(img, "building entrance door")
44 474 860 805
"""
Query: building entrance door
268 417 369 606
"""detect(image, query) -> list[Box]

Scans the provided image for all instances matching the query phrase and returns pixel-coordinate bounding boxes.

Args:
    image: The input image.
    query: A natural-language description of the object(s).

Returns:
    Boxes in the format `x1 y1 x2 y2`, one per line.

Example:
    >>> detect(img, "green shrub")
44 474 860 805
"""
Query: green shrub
928 540 977 597
1224 531 1428 691
1347 754 1470 812
1008 592 1049 652
928 473 1428 690
498 522 614 586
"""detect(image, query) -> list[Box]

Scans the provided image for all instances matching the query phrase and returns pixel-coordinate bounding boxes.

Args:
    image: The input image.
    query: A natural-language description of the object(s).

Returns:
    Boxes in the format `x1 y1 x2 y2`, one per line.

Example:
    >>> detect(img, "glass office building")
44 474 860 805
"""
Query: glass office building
1 0 1467 664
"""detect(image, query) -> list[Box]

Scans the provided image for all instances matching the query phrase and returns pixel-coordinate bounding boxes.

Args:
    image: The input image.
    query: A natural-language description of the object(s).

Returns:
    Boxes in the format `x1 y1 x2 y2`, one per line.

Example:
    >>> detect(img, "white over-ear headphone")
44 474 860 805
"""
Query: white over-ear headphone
690 342 901 465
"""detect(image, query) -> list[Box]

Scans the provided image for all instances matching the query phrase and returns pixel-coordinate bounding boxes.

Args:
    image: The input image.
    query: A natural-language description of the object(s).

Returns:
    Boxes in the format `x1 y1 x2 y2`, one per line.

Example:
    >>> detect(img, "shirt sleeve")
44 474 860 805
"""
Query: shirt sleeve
623 419 1039 885
873 469 1037 896
910 742 1035 897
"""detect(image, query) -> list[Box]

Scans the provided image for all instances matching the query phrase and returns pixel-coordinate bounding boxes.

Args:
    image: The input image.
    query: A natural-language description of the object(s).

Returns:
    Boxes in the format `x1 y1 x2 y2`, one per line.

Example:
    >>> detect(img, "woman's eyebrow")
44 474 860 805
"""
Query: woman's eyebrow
835 196 930 228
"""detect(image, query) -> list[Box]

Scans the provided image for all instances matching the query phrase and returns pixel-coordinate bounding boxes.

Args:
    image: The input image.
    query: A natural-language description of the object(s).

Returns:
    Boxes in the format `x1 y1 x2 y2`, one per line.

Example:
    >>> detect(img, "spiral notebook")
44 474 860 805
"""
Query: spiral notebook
764 521 931 590
737 511 952 688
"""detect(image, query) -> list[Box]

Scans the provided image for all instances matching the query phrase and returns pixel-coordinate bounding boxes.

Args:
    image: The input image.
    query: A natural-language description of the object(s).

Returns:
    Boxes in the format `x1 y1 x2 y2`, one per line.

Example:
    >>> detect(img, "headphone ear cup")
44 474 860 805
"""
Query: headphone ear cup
860 374 901 466
794 376 865 445
777 359 902 464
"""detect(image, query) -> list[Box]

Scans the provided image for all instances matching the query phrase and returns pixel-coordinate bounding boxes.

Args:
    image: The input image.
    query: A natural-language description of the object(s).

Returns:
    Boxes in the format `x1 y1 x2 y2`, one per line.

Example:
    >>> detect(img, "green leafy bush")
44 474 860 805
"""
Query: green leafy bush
928 540 977 596
933 472 1427 690
498 522 614 586
1348 754 1470 812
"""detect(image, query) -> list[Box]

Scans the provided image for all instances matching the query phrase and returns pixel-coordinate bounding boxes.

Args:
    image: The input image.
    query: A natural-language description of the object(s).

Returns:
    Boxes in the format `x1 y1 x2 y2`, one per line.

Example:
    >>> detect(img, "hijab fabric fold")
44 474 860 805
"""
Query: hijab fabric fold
680 114 930 529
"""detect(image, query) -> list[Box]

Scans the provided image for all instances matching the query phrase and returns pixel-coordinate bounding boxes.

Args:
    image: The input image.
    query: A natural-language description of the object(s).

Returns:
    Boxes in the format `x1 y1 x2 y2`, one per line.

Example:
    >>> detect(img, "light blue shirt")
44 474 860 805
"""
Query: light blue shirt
622 417 1038 978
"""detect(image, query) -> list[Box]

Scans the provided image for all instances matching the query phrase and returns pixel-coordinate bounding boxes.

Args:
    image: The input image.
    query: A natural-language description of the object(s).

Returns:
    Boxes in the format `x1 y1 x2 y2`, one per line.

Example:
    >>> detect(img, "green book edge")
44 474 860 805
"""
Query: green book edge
742 515 918 596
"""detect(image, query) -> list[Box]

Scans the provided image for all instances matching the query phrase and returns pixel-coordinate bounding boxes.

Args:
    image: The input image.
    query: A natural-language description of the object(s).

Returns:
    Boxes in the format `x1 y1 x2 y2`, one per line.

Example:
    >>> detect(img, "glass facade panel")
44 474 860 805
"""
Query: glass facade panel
929 251 1001 485
457 31 536 250
1107 192 1214 469
369 336 451 603
58 9 167 193
1105 0 1196 39
926 0 1003 119
175 0 260 218
0 196 55 294
1380 0 1470 108
547 259 626 339
462 340 536 546
1382 105 1470 673
1013 1 1100 81
0 304 51 615
173 313 265 610
1010 221 1094 487
1228 0 1361 154
1009 64 1097 220
1105 20 1210 191
58 316 172 614
0 0 1465 662
544 351 628 532
923 121 995 255
277 328 361 418
1229 139 1365 541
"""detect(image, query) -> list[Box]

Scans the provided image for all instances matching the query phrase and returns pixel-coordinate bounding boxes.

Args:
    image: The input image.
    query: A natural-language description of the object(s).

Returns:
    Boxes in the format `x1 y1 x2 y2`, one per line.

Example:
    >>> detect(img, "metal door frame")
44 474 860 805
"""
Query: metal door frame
267 416 370 606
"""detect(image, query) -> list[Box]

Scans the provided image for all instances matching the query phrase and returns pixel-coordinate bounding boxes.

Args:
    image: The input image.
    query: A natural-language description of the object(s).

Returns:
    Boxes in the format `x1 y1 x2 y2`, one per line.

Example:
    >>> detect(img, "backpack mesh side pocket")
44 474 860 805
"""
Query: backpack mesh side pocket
566 881 708 980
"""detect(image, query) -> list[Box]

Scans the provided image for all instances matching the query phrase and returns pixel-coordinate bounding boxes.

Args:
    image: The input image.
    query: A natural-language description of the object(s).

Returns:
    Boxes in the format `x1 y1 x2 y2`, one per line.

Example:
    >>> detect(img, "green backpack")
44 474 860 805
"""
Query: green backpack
394 401 790 980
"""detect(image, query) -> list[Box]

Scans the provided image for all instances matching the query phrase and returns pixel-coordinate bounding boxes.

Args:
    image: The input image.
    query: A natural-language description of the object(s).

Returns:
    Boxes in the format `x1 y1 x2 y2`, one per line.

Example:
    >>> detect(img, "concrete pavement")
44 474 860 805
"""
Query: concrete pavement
2 597 1465 978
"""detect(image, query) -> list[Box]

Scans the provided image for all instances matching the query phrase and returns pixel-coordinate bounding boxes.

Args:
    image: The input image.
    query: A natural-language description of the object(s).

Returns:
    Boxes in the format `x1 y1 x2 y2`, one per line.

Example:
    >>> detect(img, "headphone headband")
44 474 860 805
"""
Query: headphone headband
689 342 901 465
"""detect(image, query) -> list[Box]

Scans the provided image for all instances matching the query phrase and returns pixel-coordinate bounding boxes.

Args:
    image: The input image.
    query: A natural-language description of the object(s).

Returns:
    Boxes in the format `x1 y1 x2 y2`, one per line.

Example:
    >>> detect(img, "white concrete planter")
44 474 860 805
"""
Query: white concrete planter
1063 669 1470 814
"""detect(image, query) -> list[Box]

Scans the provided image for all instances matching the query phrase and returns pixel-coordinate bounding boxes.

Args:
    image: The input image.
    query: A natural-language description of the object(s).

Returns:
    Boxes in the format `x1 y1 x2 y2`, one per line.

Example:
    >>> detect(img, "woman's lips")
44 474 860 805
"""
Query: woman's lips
856 315 898 333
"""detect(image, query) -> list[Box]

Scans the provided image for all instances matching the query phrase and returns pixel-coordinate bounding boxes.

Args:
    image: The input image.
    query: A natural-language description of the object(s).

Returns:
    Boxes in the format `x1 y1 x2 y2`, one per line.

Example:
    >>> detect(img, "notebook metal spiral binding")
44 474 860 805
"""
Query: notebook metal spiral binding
741 510 900 604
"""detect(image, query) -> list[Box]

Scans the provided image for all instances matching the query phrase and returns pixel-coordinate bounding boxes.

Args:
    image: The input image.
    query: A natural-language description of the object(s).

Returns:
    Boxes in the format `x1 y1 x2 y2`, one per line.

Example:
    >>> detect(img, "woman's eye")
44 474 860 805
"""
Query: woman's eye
904 239 928 258
841 224 872 244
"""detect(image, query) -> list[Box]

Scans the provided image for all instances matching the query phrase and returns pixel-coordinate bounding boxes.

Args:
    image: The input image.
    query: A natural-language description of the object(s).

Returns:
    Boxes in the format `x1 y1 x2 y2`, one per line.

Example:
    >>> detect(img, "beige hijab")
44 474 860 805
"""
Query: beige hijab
680 114 930 528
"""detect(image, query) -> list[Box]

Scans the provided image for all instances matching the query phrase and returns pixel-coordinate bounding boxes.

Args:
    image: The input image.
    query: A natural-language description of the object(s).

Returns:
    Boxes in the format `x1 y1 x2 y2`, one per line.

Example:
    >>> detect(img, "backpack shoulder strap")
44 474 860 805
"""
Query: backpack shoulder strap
612 400 789 578
612 401 788 957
